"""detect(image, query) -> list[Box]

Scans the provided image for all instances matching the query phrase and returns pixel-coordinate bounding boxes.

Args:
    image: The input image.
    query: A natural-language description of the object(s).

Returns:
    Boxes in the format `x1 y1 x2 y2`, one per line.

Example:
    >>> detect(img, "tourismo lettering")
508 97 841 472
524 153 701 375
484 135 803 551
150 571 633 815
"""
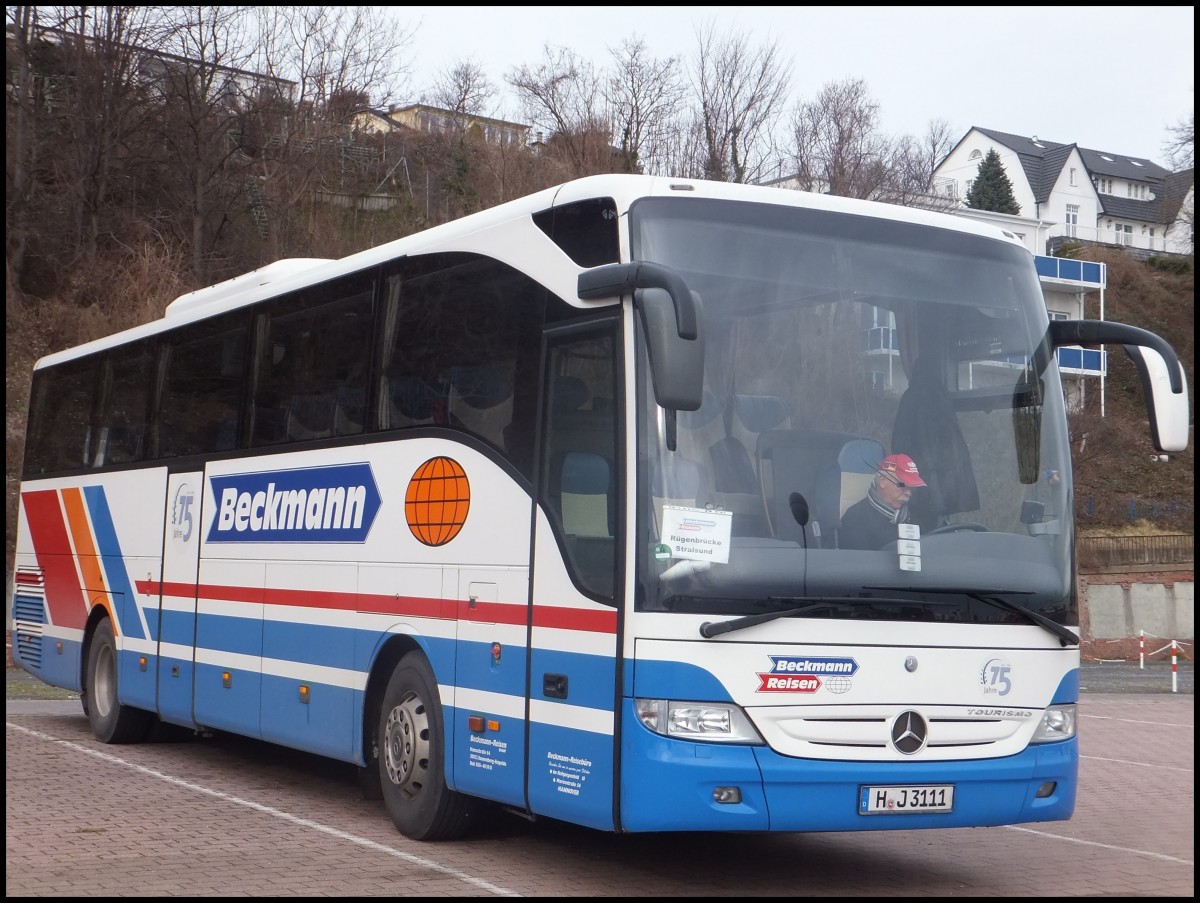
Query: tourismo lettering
207 463 381 543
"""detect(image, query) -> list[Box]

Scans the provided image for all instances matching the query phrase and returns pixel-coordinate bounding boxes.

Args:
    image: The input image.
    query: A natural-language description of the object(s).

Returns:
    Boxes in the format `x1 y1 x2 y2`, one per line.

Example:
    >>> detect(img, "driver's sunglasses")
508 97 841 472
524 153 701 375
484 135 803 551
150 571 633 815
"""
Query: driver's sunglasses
880 472 914 489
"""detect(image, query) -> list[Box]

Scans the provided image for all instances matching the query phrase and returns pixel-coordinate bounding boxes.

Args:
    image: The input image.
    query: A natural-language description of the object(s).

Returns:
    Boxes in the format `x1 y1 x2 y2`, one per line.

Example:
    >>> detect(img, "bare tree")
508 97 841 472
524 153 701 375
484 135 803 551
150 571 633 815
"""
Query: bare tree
605 37 686 176
687 22 790 183
61 6 159 266
136 6 265 281
883 118 960 211
431 59 497 118
507 45 614 178
244 7 417 256
1163 111 1194 170
789 77 896 199
5 5 39 302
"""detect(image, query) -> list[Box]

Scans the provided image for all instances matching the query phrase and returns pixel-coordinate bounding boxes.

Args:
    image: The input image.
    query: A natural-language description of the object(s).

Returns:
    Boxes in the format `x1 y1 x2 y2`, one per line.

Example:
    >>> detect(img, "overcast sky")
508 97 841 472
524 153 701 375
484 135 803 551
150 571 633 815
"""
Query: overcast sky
393 5 1194 168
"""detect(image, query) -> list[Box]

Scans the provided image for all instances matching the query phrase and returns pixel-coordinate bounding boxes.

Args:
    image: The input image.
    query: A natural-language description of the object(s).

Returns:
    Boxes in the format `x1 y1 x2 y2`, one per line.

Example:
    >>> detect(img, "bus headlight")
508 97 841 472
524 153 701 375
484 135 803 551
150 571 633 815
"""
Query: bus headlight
1031 704 1077 743
635 699 764 744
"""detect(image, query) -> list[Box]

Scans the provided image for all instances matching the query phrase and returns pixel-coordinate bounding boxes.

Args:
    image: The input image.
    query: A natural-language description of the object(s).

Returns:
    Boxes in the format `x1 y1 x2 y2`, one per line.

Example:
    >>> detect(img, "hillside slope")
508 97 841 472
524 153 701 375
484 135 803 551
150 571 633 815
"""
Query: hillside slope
1066 248 1194 533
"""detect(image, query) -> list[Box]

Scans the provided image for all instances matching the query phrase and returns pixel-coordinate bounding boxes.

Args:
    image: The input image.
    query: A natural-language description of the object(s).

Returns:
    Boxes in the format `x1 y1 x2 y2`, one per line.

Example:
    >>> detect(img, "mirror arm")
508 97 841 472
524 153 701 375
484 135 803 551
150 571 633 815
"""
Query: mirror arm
1049 319 1183 393
578 262 697 340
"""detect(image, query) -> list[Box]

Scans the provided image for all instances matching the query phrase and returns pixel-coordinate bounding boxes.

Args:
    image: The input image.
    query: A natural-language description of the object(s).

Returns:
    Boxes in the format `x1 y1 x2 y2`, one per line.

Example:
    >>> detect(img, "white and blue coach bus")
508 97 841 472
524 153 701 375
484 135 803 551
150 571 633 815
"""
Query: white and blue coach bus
11 174 1190 840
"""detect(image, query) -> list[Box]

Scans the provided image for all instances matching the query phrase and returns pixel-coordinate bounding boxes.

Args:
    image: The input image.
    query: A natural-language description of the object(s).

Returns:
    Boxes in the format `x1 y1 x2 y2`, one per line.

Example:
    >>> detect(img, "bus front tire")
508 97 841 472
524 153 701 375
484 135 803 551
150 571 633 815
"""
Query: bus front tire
377 652 475 840
84 618 153 744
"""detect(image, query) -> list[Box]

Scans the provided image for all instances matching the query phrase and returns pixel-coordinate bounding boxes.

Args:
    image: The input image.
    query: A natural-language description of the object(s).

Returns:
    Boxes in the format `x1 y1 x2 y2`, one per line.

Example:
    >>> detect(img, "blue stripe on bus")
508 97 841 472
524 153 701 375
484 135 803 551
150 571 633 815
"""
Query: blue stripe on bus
83 485 145 641
1051 667 1079 704
631 657 733 702
528 647 616 711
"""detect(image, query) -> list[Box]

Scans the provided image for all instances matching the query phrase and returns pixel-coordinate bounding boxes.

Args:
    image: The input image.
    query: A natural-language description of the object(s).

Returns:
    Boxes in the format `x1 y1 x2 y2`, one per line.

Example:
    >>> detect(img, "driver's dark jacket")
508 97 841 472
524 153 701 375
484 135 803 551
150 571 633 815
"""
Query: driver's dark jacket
839 495 908 550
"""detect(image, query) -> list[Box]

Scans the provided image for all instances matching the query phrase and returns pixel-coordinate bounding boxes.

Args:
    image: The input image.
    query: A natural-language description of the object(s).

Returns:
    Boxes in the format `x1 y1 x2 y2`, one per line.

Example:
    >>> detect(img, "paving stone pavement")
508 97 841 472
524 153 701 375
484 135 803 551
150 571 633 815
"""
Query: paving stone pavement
5 668 1192 898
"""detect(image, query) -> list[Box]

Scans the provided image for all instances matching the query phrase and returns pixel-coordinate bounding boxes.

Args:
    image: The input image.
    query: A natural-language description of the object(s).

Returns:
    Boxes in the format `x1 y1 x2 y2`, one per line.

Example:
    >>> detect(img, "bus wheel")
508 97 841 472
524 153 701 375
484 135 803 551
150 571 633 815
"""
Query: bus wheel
377 652 475 840
84 618 153 744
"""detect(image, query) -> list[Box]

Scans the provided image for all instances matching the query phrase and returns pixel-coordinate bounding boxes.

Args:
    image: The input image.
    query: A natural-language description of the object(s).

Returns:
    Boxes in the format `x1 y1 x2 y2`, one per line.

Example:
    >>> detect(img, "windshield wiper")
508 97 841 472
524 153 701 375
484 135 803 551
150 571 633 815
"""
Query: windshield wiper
699 601 830 638
698 593 959 638
868 586 1080 648
971 592 1079 647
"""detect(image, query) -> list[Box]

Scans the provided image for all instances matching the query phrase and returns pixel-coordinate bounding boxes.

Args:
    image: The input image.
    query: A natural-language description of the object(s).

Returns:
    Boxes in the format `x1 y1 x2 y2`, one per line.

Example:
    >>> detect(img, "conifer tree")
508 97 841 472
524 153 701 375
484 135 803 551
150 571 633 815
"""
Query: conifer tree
965 148 1021 214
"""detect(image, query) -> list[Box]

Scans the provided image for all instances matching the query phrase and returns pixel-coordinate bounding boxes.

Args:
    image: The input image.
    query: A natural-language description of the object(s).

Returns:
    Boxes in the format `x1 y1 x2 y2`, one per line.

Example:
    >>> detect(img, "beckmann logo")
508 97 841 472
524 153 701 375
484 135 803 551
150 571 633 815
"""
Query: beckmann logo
207 463 381 543
756 655 859 693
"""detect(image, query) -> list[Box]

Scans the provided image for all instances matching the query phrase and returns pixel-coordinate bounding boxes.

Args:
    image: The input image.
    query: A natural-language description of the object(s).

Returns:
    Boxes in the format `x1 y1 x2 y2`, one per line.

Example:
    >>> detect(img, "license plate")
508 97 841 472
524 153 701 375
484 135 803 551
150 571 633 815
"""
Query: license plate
859 784 954 814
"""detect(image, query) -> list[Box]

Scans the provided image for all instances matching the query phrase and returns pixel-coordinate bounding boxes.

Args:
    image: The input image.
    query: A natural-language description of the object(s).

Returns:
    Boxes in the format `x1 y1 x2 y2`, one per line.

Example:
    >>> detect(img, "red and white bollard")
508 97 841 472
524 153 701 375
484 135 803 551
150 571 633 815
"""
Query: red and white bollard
1171 640 1178 694
1139 630 1145 669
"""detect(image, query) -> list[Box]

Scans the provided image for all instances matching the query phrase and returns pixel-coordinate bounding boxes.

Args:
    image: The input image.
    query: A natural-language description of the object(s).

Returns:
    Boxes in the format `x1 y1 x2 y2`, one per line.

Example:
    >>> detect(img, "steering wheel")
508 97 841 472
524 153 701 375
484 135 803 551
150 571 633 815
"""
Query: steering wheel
924 522 988 536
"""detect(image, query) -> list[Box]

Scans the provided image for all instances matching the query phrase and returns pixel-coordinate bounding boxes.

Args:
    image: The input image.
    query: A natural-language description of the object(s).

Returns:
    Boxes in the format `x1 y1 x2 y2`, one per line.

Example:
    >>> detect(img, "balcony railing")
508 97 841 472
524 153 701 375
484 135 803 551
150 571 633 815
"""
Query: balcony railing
1034 256 1106 287
1056 345 1106 376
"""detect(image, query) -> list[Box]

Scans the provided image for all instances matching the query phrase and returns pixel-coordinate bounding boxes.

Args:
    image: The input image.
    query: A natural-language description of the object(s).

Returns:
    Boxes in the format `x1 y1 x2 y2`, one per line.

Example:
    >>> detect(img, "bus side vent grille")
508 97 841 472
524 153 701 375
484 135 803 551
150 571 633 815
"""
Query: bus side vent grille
13 566 47 668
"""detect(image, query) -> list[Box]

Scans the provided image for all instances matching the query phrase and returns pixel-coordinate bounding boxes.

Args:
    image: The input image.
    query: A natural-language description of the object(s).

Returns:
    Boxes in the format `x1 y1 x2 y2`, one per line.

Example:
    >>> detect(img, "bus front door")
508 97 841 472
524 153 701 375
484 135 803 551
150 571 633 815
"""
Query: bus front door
524 323 622 831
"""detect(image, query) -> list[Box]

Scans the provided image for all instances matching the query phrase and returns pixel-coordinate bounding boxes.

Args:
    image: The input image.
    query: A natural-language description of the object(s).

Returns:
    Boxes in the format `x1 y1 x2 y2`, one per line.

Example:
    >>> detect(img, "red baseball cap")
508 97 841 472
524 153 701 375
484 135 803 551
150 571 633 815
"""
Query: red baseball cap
878 453 926 487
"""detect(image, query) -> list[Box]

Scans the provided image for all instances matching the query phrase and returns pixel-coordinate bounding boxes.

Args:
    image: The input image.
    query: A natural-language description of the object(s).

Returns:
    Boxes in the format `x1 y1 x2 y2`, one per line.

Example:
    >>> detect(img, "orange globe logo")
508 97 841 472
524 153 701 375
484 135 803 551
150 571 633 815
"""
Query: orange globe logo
405 457 470 546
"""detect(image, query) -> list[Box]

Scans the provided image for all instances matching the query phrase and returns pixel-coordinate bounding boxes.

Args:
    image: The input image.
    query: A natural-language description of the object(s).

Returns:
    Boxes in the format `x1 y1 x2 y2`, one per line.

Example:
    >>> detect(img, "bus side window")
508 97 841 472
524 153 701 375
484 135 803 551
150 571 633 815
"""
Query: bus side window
24 359 97 475
540 330 619 601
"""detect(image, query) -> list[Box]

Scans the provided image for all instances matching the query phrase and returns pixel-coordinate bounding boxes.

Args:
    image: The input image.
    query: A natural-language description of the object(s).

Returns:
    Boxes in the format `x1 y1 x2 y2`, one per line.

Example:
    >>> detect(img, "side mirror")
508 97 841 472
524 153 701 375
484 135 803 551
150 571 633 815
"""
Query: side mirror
1047 319 1190 452
578 261 705 411
636 287 705 411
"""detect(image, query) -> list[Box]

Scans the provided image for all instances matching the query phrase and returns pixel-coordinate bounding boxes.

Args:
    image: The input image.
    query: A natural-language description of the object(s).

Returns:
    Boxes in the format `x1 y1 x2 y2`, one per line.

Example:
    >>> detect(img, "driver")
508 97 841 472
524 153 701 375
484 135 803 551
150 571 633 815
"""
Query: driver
839 453 926 550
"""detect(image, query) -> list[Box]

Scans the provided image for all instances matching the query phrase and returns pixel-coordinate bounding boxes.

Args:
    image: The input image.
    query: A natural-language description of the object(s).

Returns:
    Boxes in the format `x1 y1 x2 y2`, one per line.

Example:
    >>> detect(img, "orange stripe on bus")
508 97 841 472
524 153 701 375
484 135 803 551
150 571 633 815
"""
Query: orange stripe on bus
61 487 108 598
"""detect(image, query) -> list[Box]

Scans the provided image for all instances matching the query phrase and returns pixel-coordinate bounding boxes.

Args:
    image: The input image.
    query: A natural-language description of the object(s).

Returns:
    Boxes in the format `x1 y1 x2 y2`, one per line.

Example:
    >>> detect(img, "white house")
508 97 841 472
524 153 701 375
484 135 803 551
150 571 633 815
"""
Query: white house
934 127 1194 258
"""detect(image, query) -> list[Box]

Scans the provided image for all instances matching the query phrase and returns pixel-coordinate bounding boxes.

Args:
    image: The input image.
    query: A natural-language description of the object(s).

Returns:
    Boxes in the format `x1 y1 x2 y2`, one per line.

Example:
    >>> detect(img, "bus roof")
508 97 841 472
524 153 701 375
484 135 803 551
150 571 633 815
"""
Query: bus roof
34 174 1025 370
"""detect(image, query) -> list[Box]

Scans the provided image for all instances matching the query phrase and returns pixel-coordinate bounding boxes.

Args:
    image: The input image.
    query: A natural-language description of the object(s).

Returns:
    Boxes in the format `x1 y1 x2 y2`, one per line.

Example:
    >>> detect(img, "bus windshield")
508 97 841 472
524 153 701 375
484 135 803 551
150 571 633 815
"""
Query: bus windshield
631 195 1075 627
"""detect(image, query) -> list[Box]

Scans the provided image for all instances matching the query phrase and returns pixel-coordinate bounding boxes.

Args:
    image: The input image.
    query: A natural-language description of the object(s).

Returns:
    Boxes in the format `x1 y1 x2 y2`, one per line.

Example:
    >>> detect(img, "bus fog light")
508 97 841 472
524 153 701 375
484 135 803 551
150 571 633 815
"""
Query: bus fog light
713 786 742 804
1032 704 1077 743
1036 781 1057 798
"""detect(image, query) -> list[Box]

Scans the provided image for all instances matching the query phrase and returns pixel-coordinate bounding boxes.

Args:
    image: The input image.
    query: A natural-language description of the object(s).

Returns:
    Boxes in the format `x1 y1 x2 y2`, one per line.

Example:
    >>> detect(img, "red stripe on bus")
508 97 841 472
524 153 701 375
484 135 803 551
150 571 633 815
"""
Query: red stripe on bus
20 490 90 630
533 605 617 634
136 577 611 633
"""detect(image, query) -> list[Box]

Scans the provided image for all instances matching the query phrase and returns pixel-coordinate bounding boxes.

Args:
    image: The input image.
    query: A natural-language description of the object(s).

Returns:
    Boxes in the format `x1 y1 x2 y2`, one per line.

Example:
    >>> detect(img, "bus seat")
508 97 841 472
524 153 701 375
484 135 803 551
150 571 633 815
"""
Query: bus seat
757 428 858 544
560 450 613 537
650 455 705 538
732 394 790 447
708 394 789 535
811 438 886 548
551 375 590 416
652 456 704 506
450 365 513 410
892 356 979 528
386 377 438 428
448 365 514 446
559 450 616 597
334 386 365 435
286 392 337 441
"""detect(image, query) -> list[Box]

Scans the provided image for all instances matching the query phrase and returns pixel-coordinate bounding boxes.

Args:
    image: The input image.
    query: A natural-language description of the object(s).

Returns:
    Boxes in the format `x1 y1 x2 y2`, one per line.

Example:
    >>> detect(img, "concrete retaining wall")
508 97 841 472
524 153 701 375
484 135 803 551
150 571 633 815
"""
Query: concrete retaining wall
1079 568 1193 661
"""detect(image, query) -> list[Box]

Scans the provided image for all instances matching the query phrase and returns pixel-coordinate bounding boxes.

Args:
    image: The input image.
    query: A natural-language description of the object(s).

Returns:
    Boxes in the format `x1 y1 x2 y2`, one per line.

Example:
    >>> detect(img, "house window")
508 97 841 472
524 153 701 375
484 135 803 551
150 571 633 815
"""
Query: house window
969 149 982 161
1065 205 1079 238
1069 167 1077 187
1112 223 1133 246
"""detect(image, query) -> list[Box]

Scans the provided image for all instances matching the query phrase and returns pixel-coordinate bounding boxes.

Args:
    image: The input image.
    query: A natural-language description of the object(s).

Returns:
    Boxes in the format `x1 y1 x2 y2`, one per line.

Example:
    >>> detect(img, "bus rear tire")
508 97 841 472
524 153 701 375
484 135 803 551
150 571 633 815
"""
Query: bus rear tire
377 652 475 840
84 618 153 744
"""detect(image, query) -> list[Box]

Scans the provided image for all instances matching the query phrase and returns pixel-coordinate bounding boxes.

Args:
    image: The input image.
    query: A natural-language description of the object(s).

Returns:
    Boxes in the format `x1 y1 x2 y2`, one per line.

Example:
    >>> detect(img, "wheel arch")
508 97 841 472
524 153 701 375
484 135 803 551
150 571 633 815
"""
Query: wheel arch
361 633 427 766
80 600 116 694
